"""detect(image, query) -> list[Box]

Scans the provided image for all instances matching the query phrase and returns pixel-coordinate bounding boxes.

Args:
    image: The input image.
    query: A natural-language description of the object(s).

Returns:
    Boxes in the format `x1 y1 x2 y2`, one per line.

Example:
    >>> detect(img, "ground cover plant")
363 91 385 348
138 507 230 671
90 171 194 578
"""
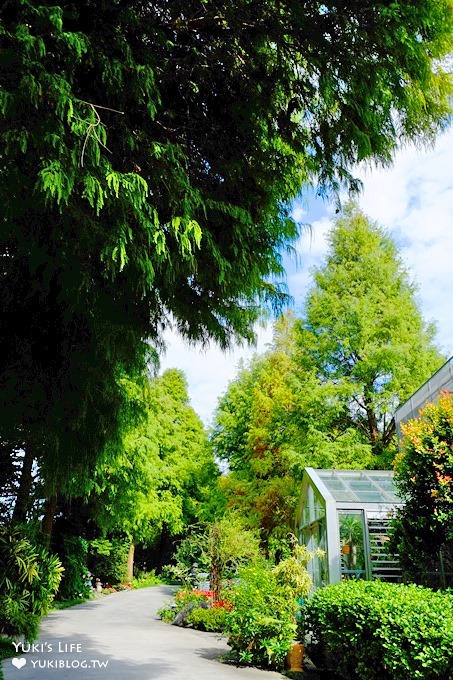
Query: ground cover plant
305 580 453 680
157 587 230 631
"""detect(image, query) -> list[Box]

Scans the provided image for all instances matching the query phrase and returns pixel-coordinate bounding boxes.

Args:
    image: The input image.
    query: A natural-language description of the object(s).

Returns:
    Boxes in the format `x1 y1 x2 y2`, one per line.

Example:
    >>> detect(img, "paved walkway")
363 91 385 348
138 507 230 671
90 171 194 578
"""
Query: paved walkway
2 586 288 680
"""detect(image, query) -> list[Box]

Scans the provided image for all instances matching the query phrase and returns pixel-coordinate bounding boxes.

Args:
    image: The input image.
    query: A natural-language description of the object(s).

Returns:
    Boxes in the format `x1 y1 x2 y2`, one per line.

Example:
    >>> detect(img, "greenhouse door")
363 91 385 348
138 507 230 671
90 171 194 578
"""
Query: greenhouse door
338 511 368 580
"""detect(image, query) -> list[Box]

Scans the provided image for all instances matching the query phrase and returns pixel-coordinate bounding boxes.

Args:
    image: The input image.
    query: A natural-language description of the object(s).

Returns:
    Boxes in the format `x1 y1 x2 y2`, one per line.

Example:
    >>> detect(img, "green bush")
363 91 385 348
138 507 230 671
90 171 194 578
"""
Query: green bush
157 605 175 623
157 587 211 625
0 525 64 641
131 569 161 589
173 588 210 611
89 537 129 584
187 606 228 632
306 580 453 680
57 536 91 601
225 563 297 669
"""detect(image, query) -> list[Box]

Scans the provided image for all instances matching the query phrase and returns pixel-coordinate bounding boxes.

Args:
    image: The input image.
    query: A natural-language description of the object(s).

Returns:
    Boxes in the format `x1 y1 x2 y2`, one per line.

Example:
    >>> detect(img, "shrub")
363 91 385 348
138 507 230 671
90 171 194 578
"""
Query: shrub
187 606 228 632
225 563 297 669
157 606 175 624
174 588 211 610
131 569 161 589
0 525 64 641
305 580 453 680
392 393 453 584
57 536 91 601
89 537 129 585
157 588 209 625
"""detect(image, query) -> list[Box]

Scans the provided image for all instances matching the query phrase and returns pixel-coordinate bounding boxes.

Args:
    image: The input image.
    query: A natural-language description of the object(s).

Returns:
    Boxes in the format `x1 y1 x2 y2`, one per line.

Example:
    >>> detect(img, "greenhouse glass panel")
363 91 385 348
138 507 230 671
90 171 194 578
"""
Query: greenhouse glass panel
297 468 404 588
339 511 367 580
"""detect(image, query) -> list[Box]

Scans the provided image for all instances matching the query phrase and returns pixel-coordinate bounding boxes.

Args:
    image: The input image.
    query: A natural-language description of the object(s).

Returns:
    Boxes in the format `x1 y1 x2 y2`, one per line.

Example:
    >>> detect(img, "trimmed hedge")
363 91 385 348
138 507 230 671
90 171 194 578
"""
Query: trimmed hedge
305 580 453 680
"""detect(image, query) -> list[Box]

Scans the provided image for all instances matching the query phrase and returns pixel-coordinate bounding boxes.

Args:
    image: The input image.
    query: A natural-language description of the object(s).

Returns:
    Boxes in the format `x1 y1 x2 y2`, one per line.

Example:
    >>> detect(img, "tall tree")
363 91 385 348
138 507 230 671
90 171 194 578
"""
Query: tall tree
1 0 452 486
213 207 444 544
297 204 444 463
91 370 218 578
212 316 373 545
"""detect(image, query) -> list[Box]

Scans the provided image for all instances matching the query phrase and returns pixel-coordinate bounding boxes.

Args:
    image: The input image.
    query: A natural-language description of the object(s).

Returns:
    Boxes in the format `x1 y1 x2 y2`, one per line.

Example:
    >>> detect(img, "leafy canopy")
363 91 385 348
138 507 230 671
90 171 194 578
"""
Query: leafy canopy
212 206 444 544
1 0 452 478
297 203 444 461
91 370 218 545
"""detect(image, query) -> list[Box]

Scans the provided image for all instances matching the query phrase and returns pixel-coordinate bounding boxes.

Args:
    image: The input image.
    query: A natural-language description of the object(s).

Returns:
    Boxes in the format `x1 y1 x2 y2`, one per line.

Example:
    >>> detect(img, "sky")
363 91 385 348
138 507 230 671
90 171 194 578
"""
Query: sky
160 127 453 426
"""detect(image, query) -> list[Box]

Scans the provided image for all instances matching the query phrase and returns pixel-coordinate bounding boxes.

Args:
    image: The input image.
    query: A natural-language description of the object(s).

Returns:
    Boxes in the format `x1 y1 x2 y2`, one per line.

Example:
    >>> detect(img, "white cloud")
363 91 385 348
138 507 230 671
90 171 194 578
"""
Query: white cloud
358 128 453 357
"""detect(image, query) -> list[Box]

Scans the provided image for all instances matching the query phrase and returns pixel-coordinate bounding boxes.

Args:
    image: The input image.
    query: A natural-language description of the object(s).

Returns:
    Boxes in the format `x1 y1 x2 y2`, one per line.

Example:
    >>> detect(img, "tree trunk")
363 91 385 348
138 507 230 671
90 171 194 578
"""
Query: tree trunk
12 448 35 522
210 559 222 602
126 543 135 581
41 494 58 547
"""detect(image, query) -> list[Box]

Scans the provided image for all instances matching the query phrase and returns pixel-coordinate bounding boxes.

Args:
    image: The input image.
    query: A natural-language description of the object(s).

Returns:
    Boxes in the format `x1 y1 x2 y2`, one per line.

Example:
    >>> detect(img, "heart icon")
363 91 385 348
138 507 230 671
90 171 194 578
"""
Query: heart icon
12 658 26 669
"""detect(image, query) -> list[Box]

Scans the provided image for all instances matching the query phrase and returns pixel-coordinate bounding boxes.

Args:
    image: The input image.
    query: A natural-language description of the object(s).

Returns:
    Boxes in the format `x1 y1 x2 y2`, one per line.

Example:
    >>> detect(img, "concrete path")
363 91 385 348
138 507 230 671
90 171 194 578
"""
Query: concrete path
2 586 287 680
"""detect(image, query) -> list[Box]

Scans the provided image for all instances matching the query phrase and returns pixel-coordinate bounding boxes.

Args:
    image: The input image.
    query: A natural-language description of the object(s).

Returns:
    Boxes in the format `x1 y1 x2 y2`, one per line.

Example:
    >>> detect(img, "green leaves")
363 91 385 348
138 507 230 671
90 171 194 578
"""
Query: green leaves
92 370 217 545
306 581 453 679
393 392 453 582
1 0 453 517
298 203 444 461
0 526 63 642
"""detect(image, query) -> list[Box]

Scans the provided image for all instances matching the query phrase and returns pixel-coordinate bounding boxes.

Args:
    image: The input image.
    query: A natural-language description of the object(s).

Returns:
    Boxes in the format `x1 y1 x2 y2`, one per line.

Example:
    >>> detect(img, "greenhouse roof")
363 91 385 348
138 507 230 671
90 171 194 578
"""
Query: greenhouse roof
306 468 402 505
395 356 453 433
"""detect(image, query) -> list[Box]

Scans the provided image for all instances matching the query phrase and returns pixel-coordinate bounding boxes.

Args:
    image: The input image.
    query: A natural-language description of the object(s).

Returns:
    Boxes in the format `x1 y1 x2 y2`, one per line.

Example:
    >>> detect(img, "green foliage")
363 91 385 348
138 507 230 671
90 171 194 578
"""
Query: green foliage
272 539 318 600
296 203 444 463
131 570 161 589
393 392 453 583
186 606 228 632
57 535 91 601
173 588 211 611
157 588 209 623
171 516 261 597
305 580 453 680
212 206 444 546
89 537 129 585
157 606 176 624
1 0 453 499
0 525 63 641
92 370 218 548
225 562 297 669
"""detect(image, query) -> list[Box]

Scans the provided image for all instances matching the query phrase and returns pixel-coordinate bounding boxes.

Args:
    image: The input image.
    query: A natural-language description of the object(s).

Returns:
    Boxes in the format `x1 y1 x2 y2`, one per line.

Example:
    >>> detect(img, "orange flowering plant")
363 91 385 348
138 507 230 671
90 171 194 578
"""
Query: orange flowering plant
392 392 453 583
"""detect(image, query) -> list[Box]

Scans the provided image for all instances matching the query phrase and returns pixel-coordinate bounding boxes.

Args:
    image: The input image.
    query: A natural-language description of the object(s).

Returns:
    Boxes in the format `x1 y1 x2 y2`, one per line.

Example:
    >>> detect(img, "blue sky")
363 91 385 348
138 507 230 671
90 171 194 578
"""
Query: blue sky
160 127 453 426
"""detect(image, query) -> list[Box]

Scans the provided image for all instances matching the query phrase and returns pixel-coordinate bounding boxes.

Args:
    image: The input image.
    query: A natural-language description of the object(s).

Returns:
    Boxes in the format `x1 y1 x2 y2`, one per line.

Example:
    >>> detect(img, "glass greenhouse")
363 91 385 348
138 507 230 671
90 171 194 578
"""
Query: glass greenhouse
296 468 404 588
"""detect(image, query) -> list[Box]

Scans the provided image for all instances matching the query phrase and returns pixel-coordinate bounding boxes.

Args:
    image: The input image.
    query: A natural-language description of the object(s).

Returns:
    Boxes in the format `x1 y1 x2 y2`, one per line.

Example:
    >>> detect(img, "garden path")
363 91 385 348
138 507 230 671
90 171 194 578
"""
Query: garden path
2 585 289 680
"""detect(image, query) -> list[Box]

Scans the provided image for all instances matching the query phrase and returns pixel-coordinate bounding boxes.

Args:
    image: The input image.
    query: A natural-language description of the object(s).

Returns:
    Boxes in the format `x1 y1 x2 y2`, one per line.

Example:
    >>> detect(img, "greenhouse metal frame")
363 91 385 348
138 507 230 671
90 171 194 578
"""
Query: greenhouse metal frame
296 468 404 588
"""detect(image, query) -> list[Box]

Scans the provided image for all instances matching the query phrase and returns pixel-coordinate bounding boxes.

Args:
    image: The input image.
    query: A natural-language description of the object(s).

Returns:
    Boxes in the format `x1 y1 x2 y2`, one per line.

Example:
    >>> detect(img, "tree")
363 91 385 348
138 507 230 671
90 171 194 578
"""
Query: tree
212 207 444 544
296 204 444 464
171 515 261 600
212 315 374 545
1 0 452 486
91 370 218 579
392 392 453 585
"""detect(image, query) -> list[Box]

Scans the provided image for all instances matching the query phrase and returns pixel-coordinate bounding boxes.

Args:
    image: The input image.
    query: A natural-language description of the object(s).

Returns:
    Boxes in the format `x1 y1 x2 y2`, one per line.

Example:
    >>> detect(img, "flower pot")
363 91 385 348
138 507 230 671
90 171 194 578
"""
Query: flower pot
287 641 304 671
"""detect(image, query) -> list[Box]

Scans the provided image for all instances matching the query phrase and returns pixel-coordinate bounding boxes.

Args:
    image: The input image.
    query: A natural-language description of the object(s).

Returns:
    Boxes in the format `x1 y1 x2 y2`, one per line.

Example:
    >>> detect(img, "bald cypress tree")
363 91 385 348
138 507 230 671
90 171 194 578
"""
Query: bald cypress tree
297 204 444 463
1 1 452 498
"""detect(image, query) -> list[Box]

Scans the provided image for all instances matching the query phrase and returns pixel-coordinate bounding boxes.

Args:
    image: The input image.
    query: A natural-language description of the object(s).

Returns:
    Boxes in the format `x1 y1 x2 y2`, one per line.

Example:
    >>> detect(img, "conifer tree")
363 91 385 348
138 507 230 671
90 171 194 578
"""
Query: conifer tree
1 1 452 489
